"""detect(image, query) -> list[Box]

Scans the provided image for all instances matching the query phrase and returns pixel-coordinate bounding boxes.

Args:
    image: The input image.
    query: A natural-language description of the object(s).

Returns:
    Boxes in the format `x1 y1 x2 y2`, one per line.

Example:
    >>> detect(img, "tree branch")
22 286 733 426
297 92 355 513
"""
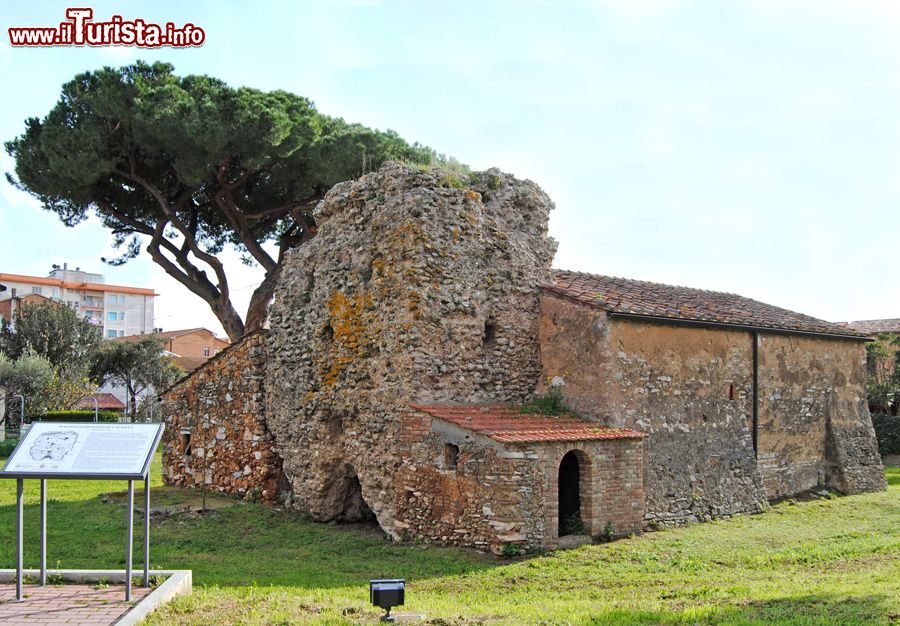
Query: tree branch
213 168 277 272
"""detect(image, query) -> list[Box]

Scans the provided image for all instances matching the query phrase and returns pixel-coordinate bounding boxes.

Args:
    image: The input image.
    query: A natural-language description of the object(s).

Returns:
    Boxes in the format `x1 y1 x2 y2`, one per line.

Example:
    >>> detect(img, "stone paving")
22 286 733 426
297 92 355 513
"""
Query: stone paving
0 583 151 625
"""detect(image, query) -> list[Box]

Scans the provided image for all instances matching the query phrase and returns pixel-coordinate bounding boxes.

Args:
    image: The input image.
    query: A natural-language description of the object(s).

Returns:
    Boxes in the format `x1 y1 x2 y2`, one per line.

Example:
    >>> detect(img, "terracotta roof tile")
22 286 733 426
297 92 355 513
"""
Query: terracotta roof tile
410 404 644 444
846 318 900 334
72 393 126 411
543 270 868 339
111 327 226 342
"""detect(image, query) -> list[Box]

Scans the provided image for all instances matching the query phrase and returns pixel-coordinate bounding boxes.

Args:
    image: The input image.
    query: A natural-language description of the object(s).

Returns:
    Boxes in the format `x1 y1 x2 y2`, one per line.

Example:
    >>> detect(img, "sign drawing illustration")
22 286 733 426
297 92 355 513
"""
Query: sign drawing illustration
29 431 78 462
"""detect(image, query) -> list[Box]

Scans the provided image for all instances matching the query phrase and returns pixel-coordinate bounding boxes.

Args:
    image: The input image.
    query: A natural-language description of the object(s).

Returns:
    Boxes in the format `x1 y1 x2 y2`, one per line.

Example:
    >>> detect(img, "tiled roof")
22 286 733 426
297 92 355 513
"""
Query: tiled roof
847 318 900 334
72 393 126 411
112 327 224 342
410 404 644 444
544 270 868 339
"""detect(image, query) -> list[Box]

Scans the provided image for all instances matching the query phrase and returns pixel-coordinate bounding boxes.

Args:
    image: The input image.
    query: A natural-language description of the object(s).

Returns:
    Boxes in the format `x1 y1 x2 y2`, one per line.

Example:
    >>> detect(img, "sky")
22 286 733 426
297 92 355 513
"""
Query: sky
1 0 898 337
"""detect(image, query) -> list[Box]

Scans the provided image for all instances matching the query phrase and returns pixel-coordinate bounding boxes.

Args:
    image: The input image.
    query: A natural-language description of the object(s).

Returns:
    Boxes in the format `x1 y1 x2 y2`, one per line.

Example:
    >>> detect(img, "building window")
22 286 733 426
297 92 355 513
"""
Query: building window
32 286 42 295
108 294 117 305
444 443 460 469
107 330 117 338
203 347 210 357
120 311 126 321
182 432 192 459
108 311 117 321
118 330 125 337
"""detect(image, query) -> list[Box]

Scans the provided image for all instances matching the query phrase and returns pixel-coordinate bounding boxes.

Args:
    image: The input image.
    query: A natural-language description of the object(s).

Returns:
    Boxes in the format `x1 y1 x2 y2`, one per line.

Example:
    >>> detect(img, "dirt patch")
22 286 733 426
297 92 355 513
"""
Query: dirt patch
101 485 242 514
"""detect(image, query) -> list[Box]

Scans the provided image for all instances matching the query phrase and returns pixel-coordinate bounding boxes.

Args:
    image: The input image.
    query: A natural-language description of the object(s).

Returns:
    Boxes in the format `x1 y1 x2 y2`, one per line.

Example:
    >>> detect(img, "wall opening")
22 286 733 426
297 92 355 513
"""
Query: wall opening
323 323 334 343
337 466 376 523
483 320 496 346
181 431 192 460
444 443 459 469
558 450 585 536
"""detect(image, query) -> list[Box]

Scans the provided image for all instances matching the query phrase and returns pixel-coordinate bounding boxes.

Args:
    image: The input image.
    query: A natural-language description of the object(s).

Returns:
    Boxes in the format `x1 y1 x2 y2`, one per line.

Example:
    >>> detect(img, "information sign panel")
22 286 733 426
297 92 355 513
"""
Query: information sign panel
1 422 163 479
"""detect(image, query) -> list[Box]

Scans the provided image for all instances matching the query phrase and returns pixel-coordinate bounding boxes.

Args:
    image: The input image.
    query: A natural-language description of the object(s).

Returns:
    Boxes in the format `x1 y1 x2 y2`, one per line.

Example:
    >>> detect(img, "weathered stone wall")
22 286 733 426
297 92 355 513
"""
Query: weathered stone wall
539 294 768 528
161 330 286 503
265 163 557 536
395 408 644 553
538 293 885 525
757 333 885 496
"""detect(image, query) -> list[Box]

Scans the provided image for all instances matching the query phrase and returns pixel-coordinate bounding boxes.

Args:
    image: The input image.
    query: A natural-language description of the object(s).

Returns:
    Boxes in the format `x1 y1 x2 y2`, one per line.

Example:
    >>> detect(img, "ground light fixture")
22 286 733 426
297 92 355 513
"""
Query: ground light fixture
370 579 405 622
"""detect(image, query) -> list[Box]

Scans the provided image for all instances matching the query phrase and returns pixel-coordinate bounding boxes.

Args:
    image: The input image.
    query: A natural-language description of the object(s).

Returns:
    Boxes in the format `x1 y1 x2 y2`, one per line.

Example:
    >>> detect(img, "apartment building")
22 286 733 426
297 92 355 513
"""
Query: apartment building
0 263 157 338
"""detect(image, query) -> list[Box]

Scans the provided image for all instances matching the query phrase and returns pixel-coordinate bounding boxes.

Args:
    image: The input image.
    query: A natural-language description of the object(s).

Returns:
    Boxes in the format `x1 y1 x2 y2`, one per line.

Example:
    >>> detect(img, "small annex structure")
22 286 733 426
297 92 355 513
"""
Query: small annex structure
398 405 645 547
161 162 886 553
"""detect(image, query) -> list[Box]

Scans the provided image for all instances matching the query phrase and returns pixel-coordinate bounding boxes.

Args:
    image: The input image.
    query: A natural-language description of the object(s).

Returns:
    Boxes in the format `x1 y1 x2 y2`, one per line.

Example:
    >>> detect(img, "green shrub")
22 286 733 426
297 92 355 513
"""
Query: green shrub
872 413 900 456
500 542 523 557
37 410 120 423
520 387 575 416
0 438 19 457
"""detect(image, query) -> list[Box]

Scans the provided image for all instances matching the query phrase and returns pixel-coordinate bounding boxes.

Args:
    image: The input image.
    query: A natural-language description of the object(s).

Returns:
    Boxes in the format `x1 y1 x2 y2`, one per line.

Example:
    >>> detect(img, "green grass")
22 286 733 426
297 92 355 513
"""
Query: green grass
1 458 897 625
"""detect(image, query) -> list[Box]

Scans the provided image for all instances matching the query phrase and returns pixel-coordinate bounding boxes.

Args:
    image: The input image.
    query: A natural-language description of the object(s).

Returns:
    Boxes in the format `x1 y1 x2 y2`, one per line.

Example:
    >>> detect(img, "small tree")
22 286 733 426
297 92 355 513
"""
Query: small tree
0 350 54 425
91 336 181 421
866 333 900 415
0 300 101 376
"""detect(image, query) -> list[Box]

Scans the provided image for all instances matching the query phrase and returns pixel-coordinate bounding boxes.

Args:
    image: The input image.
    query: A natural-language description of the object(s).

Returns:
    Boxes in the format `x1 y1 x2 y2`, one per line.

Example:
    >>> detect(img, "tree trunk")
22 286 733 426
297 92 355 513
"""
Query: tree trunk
211 300 246 342
244 267 282 334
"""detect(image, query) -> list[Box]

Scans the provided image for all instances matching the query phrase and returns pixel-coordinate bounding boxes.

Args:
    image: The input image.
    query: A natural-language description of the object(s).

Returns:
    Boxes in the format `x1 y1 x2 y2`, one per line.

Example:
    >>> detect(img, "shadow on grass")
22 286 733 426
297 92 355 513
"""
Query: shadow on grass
587 594 892 625
884 465 899 487
0 497 501 589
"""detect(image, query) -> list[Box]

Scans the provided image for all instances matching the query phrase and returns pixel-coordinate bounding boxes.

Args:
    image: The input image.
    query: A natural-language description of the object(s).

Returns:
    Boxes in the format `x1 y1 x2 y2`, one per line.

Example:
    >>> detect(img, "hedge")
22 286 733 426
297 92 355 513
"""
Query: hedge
36 410 121 423
872 413 900 456
0 438 18 457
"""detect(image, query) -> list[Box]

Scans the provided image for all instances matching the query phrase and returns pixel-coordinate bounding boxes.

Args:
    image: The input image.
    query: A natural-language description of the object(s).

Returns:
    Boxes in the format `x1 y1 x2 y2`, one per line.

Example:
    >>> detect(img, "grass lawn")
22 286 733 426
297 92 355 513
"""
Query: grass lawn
0 455 897 625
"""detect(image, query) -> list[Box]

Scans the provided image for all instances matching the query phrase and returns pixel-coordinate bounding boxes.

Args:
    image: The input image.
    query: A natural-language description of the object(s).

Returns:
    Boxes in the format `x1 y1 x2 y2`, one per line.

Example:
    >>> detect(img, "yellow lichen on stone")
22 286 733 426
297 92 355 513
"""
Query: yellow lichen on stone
323 289 375 387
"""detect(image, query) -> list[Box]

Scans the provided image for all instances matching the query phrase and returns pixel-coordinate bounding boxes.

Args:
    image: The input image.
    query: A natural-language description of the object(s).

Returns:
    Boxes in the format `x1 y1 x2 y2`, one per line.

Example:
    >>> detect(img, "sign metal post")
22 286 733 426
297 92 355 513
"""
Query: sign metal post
16 479 23 601
126 480 134 601
40 479 47 585
144 472 150 586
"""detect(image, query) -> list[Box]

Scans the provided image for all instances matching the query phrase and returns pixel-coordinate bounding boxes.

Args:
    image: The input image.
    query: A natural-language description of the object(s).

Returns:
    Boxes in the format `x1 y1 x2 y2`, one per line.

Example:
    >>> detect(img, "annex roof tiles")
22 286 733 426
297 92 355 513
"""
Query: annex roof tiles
410 404 645 444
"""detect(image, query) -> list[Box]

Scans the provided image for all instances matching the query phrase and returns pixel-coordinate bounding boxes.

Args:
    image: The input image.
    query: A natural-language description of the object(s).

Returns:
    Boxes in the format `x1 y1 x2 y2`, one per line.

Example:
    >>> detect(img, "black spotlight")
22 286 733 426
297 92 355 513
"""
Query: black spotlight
370 578 405 622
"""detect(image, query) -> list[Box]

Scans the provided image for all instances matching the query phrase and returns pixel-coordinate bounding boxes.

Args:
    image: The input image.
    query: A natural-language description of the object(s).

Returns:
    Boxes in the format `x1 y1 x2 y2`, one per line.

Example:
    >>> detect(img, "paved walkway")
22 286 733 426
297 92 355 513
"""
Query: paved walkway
0 583 151 625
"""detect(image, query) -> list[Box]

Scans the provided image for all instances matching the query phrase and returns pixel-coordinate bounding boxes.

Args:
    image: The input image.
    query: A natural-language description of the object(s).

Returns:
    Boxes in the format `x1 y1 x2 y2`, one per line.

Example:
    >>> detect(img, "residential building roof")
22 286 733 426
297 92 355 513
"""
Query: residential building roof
410 404 645 444
0 272 157 296
846 318 900 335
543 270 868 339
112 327 221 342
72 393 126 411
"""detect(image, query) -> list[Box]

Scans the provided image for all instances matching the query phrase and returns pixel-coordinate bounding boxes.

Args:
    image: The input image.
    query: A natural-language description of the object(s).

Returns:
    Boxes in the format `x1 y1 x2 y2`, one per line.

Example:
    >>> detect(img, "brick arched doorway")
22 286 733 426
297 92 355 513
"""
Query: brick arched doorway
558 450 589 536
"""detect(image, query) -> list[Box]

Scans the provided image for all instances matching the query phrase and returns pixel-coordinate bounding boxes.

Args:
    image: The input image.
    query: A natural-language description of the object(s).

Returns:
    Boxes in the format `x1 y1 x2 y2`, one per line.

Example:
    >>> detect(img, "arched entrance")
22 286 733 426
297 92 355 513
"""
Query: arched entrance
558 450 585 536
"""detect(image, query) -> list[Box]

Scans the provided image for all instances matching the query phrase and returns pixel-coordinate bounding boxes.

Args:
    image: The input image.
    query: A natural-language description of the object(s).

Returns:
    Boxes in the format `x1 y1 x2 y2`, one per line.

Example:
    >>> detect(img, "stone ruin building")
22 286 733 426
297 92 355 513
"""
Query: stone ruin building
162 162 886 553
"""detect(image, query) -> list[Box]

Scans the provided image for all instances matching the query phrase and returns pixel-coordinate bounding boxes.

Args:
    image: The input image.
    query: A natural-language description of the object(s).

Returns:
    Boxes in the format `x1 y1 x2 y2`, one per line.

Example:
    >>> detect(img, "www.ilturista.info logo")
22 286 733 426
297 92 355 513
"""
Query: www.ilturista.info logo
8 8 205 47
